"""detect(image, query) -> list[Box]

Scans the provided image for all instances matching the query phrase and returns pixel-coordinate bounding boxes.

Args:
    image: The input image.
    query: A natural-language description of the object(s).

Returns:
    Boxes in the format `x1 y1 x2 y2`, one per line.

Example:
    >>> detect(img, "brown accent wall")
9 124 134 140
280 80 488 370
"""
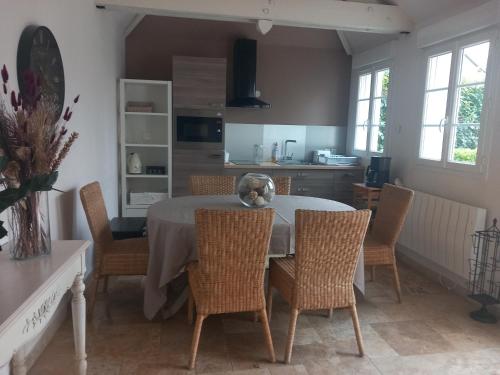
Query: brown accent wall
126 16 352 126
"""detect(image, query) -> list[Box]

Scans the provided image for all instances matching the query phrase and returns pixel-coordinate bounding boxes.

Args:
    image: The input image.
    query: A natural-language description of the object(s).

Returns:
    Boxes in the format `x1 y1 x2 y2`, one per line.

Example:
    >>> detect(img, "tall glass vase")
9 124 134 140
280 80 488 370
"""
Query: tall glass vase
9 191 51 260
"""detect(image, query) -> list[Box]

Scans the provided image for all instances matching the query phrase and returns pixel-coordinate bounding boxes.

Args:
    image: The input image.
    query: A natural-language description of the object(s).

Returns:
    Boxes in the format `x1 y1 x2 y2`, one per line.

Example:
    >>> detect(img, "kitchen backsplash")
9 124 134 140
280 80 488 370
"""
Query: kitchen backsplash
225 123 347 162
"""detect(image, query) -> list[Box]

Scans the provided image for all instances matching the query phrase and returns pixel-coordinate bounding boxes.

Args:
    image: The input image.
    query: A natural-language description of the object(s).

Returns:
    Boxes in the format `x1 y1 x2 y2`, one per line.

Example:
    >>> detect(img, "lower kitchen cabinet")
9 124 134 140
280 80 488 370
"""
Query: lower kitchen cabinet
226 168 364 204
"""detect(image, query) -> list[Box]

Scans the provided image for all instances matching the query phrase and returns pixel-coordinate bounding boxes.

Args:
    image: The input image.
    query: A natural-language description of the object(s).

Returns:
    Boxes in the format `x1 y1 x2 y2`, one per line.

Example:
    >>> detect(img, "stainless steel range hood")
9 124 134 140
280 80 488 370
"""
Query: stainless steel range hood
227 39 270 109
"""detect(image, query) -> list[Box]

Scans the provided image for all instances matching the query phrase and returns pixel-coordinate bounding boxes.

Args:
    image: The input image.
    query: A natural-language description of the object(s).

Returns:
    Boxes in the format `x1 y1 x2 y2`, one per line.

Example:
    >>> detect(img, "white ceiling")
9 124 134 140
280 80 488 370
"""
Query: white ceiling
343 0 491 53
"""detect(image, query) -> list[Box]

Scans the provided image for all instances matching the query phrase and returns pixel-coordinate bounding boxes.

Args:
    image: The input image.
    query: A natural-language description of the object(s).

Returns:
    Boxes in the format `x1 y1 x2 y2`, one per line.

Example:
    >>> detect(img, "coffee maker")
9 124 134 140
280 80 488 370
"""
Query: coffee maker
366 156 391 188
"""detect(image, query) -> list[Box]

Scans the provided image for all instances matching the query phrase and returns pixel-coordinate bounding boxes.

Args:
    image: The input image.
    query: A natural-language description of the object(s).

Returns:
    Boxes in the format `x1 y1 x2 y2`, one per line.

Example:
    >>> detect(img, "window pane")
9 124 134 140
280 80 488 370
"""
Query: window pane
456 85 484 124
358 73 372 100
420 126 444 160
374 69 390 97
372 98 387 125
354 125 368 150
423 90 448 125
356 100 370 125
459 41 490 85
370 125 385 153
450 125 479 164
427 53 452 90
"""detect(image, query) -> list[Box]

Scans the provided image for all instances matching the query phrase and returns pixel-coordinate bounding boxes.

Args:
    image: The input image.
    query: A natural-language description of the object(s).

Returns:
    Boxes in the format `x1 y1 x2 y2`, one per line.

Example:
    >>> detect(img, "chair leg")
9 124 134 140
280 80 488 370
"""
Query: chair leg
188 314 206 370
102 276 109 293
266 286 273 322
258 309 276 363
87 274 100 321
284 308 300 364
370 266 376 281
327 309 333 319
350 304 364 357
392 261 402 303
187 288 194 325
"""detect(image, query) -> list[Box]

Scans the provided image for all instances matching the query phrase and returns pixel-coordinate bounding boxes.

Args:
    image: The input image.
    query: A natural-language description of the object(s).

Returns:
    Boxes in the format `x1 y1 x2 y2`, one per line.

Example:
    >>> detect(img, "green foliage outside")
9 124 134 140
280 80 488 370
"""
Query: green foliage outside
376 72 390 152
453 86 483 163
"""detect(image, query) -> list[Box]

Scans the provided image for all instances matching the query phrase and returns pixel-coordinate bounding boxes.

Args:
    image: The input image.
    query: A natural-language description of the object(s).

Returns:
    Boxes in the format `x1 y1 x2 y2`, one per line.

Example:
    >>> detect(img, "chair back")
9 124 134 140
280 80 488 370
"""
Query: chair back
294 209 371 309
272 176 291 195
190 175 236 195
371 184 414 248
80 181 113 246
195 208 275 311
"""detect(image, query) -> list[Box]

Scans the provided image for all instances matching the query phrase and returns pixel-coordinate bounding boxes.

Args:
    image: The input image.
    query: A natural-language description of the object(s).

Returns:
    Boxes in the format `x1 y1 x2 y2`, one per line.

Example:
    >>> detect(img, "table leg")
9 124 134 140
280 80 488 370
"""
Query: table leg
71 274 87 375
12 350 27 375
367 192 373 210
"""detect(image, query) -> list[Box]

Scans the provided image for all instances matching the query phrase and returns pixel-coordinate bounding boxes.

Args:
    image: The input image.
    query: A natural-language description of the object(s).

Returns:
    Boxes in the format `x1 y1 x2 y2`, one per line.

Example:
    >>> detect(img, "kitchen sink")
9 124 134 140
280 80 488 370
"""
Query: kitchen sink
276 160 313 166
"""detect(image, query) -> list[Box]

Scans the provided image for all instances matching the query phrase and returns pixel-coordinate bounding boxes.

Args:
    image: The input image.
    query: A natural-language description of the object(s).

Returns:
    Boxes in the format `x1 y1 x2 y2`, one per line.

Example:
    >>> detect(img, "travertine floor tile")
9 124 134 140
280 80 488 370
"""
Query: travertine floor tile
28 265 500 374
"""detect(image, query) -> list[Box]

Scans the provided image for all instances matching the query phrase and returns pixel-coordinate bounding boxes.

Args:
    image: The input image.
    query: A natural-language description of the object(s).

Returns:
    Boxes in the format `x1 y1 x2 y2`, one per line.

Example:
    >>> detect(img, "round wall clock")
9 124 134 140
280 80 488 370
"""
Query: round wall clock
17 25 65 119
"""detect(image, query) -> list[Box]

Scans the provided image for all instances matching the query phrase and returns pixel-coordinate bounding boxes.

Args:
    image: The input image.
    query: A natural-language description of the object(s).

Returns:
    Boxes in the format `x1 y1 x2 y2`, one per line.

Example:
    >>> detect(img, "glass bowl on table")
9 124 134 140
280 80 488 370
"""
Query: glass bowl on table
238 173 275 208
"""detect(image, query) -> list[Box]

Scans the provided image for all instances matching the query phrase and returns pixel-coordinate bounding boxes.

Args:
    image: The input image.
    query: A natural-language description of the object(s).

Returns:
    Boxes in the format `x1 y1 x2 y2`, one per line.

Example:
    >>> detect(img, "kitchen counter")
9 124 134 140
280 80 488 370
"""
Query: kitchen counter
224 161 364 170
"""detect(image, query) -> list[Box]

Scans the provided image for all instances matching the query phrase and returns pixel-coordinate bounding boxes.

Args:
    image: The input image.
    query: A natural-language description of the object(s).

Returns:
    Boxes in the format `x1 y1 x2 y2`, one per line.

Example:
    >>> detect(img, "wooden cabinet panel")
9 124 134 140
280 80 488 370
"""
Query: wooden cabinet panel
173 56 227 109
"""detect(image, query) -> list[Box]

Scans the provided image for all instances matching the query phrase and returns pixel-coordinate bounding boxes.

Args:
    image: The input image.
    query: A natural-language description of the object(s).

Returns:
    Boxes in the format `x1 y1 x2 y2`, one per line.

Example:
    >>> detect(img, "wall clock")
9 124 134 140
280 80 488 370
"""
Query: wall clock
17 25 65 119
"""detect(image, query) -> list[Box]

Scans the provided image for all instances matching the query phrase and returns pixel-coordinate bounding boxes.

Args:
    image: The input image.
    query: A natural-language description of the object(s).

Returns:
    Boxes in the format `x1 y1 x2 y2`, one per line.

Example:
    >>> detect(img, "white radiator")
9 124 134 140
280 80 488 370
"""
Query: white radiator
398 190 487 280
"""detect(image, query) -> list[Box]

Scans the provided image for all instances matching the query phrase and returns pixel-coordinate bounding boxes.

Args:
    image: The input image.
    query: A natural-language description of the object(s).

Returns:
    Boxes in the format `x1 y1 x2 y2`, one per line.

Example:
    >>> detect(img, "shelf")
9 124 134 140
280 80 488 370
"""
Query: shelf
125 112 168 117
125 143 168 148
126 174 169 178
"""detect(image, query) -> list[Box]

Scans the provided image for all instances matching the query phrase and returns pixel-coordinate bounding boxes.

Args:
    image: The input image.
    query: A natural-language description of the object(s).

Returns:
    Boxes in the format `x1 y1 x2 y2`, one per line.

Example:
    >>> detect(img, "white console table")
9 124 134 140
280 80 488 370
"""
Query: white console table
0 240 90 375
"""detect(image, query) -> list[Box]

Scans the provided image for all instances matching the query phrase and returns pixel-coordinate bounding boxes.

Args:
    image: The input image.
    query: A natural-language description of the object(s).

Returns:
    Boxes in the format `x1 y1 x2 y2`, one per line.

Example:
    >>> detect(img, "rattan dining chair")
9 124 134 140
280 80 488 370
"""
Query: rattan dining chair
189 175 236 195
272 176 291 195
364 183 414 303
80 182 149 319
187 208 276 369
267 209 371 364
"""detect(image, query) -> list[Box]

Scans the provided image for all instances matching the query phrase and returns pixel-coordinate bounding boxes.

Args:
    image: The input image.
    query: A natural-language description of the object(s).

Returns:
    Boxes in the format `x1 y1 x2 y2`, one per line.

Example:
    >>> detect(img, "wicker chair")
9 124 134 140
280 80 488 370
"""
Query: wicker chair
364 183 414 303
187 208 276 369
267 209 371 364
272 176 291 195
80 182 149 319
189 175 236 195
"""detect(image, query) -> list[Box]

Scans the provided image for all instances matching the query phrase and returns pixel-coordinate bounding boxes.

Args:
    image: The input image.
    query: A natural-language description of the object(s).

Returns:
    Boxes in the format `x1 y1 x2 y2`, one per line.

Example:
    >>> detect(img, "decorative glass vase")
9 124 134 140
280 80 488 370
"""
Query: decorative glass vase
238 173 275 208
9 191 51 260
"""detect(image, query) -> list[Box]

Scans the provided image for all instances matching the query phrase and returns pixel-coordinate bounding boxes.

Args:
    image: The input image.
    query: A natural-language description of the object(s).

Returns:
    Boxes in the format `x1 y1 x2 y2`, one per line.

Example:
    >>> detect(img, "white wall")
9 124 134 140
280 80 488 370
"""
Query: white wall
347 0 500 223
0 1 130 269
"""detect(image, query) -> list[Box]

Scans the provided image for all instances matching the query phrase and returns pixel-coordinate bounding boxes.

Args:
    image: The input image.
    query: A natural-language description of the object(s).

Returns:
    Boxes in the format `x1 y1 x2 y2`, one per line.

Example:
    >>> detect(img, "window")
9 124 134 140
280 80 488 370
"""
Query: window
354 68 391 154
419 37 492 169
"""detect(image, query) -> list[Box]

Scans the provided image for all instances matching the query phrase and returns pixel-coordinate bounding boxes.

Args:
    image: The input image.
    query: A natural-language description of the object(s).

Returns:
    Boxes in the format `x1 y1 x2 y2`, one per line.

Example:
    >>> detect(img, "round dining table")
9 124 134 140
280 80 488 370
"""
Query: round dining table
144 195 365 320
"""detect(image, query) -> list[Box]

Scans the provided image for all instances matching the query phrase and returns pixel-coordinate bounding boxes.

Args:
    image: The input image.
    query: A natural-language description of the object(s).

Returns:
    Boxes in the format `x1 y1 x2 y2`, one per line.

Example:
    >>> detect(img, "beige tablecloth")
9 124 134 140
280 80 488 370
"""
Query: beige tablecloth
144 195 365 319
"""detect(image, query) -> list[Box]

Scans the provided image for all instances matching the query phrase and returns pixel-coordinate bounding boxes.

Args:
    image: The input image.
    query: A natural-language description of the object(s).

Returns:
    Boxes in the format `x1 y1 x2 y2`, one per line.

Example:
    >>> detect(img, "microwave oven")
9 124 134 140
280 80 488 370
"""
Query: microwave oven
174 109 224 149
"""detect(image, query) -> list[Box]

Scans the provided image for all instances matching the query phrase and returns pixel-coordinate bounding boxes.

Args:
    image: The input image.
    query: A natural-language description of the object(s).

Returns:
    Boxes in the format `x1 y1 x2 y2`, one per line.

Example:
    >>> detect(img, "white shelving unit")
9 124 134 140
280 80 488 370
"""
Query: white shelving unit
119 79 172 217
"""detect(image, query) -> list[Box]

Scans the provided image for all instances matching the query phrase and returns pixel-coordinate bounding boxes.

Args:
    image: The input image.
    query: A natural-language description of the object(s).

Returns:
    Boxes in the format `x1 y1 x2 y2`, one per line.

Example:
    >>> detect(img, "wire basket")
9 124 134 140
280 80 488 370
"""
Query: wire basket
468 218 500 323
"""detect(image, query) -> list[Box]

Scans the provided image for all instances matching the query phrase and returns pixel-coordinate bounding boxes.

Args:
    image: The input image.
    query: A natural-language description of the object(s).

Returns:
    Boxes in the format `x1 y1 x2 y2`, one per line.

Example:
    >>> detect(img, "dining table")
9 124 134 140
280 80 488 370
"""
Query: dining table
144 194 365 320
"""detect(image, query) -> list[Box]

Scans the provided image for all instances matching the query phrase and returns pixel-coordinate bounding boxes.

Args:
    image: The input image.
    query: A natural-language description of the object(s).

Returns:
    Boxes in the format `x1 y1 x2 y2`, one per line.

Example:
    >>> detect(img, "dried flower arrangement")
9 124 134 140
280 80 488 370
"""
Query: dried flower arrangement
0 64 79 258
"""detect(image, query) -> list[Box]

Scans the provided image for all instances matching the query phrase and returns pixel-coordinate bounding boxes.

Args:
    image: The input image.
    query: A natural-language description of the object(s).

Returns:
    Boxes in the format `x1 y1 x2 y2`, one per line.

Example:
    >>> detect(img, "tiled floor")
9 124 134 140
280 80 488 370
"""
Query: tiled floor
31 263 500 374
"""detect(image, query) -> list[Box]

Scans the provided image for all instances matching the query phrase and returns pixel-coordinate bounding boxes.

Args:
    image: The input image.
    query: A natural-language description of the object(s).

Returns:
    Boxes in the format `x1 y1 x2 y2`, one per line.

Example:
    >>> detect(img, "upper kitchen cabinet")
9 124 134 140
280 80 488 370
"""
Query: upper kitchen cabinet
173 56 227 109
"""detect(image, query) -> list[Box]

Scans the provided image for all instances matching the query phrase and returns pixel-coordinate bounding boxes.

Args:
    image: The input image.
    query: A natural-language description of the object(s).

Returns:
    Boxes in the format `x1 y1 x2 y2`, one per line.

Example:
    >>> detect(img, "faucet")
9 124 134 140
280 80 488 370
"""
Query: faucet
283 140 297 161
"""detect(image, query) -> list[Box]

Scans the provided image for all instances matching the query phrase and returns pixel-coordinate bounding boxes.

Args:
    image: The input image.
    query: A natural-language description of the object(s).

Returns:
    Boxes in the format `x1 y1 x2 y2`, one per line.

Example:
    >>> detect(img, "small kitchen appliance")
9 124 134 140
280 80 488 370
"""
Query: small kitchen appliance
312 149 359 166
366 156 391 188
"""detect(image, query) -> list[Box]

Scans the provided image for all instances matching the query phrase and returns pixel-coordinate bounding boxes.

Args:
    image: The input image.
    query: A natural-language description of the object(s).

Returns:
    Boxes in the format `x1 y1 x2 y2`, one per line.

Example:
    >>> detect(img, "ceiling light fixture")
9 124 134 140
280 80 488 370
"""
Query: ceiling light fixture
257 19 273 35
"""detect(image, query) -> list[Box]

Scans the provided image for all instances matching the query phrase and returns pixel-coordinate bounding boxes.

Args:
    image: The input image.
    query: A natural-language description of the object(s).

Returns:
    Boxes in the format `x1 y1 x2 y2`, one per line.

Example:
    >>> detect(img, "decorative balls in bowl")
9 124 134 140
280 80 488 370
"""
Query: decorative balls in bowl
238 173 275 208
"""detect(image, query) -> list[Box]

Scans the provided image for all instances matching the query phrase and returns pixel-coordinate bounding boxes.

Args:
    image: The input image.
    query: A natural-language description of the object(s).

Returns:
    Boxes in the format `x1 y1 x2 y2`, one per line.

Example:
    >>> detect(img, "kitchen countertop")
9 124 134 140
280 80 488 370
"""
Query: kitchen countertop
224 161 364 170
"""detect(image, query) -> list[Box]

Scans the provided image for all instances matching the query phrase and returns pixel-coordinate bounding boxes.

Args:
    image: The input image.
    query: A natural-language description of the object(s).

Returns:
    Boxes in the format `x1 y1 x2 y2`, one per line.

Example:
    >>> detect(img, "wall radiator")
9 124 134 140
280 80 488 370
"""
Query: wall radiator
398 190 487 281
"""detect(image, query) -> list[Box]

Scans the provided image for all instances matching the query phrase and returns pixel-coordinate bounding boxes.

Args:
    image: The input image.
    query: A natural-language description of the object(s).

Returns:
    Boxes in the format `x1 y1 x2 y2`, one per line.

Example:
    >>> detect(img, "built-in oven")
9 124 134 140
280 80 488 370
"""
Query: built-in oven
174 109 224 149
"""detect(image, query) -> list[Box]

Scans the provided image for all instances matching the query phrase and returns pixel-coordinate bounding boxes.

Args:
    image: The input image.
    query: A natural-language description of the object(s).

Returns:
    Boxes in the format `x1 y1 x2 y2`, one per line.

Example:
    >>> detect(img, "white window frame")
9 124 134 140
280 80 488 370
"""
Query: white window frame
417 30 497 174
351 62 392 157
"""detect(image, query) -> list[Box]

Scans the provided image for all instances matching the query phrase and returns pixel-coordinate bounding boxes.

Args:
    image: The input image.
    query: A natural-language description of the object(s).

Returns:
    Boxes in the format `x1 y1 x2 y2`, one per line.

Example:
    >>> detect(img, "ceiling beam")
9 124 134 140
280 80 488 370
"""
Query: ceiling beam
124 14 145 37
336 31 352 55
95 0 413 34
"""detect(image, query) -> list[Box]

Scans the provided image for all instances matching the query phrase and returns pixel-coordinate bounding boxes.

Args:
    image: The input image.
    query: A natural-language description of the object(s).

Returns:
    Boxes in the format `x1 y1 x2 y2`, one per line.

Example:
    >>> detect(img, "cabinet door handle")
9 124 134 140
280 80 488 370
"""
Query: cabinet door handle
343 173 355 178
